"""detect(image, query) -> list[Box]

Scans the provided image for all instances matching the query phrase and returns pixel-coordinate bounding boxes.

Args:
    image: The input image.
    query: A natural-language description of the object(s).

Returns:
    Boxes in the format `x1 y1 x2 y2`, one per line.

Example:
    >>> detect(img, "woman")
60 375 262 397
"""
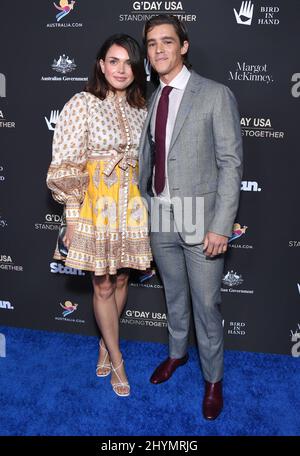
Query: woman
46 34 152 397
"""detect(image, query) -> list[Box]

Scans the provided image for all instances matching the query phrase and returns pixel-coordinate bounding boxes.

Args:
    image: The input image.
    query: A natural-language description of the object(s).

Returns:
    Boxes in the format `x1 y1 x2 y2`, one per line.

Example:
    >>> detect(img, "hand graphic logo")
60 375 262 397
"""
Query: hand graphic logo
234 1 254 26
45 110 60 131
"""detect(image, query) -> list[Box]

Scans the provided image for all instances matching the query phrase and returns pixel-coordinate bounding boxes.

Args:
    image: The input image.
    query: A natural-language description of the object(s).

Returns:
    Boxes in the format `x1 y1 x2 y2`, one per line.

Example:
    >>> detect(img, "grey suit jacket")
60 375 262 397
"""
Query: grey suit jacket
138 70 243 243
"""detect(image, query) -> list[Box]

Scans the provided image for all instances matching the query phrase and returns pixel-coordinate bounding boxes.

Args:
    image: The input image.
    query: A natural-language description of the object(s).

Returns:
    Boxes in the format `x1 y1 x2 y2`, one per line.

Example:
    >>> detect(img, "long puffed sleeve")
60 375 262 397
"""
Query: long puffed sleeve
46 92 89 224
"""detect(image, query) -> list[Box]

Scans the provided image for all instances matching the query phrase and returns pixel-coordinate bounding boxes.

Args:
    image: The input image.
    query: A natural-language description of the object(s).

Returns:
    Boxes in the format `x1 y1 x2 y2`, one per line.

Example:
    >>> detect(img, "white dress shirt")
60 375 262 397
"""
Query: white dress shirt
151 65 191 202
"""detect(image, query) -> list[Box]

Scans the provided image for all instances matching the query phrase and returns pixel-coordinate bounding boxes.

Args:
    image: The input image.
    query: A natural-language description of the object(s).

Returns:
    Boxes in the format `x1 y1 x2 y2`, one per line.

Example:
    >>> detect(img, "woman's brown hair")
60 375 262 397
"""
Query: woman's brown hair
85 34 146 109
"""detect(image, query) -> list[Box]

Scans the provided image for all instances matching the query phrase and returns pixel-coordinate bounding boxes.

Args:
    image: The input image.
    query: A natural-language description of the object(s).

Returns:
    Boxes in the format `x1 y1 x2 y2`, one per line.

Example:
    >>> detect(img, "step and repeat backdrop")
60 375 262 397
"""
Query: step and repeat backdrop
0 1 299 355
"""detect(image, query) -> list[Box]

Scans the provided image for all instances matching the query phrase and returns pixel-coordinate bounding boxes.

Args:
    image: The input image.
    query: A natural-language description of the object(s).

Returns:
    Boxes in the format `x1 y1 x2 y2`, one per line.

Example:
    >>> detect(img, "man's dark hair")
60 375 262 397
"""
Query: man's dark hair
143 14 191 69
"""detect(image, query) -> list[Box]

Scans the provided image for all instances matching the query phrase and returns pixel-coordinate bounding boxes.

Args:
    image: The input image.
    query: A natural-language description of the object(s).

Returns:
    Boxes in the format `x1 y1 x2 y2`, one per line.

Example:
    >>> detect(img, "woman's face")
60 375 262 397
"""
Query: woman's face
100 44 134 96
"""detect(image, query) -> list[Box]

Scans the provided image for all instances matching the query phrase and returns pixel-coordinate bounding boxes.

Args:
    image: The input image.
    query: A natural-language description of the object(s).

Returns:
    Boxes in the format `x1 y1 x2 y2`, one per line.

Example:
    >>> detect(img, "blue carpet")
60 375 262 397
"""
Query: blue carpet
0 326 299 436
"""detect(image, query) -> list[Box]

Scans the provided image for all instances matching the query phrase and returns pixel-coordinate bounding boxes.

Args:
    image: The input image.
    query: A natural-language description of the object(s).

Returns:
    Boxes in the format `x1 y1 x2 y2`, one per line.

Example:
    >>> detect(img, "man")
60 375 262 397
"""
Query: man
139 15 243 420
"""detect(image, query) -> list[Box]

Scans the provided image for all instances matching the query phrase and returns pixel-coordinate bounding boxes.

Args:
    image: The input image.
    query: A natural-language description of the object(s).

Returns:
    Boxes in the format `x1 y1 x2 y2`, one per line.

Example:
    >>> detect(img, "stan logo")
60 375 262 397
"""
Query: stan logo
0 300 14 310
228 223 248 243
234 1 254 25
223 271 244 287
52 55 77 74
50 262 85 275
60 300 78 317
54 1 76 22
45 110 60 131
0 73 6 98
241 181 261 192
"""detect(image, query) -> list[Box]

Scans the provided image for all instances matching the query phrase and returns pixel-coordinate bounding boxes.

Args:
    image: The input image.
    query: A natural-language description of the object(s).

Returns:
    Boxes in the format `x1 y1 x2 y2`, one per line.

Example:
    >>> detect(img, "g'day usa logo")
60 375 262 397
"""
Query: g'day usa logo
241 116 285 140
119 1 197 22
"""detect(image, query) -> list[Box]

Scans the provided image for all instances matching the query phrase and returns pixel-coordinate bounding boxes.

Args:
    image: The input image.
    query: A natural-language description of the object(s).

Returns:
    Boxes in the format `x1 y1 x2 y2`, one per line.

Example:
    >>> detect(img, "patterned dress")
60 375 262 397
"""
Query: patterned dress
47 91 152 275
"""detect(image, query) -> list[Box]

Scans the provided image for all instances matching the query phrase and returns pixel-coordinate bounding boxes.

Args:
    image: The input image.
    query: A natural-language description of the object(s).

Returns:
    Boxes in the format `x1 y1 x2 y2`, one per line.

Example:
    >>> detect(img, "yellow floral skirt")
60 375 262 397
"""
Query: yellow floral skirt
54 159 152 276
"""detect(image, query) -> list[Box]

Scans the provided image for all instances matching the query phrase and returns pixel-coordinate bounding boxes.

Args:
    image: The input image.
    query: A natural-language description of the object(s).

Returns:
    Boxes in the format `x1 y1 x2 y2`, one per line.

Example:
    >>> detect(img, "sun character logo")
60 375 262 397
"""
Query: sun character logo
139 268 156 283
54 1 76 22
60 300 78 317
228 223 248 243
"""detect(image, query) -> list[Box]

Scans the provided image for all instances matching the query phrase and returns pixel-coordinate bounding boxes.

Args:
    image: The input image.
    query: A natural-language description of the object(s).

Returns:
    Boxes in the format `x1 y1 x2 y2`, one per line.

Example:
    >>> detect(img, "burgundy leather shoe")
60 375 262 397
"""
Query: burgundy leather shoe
150 354 189 384
202 380 223 420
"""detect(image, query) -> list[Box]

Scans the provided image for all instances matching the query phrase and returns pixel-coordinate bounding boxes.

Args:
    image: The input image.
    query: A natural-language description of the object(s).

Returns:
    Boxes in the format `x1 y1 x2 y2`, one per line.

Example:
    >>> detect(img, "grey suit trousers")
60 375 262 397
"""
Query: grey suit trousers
150 202 224 383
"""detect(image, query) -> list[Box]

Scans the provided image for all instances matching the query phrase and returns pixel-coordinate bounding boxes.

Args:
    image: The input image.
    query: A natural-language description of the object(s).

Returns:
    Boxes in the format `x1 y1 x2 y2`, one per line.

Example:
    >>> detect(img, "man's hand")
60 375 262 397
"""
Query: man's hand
203 232 229 257
62 224 76 250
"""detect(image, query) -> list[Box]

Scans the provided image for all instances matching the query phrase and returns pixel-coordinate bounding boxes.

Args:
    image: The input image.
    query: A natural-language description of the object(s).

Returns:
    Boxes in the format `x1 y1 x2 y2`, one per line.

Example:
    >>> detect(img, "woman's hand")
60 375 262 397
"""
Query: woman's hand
62 224 76 250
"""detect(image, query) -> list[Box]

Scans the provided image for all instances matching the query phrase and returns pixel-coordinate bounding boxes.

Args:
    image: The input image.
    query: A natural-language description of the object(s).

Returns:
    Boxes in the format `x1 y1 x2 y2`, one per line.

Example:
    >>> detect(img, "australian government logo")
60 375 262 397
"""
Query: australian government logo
241 117 284 139
41 54 88 82
46 1 83 28
233 2 280 26
55 300 85 324
121 309 167 328
0 110 15 129
119 1 197 22
229 62 274 84
0 255 23 272
222 270 254 295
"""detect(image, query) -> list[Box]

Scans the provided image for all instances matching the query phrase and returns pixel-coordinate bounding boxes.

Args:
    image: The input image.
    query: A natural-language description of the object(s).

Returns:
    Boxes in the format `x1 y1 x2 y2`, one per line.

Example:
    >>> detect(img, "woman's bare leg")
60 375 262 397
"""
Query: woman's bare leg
92 273 129 394
97 272 129 367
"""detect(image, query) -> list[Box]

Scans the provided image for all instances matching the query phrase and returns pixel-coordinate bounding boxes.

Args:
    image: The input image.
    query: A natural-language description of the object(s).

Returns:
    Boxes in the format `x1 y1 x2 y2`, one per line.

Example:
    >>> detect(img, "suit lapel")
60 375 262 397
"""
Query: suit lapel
169 72 202 152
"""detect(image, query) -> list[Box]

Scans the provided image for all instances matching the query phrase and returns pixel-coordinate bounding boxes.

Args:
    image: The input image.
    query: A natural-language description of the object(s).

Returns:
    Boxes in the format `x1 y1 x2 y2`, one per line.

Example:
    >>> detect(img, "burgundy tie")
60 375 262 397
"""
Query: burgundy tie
154 85 173 195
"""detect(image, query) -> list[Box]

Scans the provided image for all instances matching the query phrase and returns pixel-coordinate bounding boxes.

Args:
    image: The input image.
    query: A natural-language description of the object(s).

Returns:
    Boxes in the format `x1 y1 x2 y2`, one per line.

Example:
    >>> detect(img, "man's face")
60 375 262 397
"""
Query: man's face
146 24 189 81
